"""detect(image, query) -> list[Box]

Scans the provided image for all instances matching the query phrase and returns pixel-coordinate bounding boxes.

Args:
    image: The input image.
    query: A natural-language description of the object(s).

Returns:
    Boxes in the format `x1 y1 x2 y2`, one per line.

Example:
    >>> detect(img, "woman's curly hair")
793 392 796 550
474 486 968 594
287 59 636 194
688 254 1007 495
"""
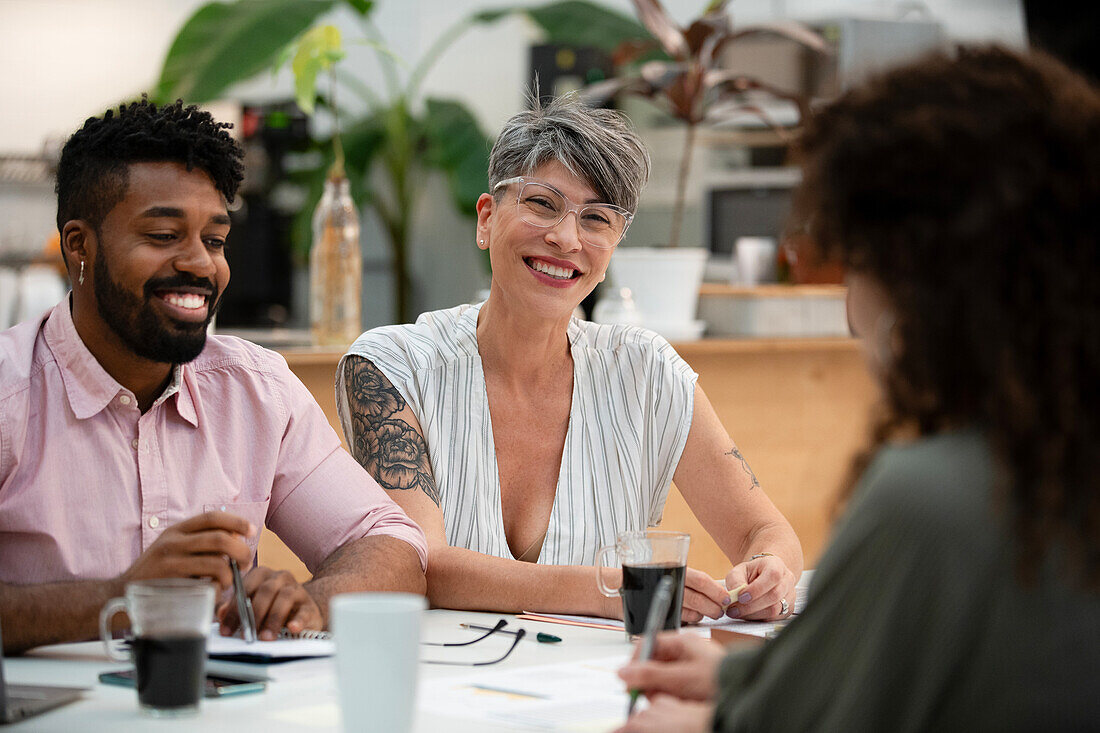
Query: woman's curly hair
794 46 1100 586
55 97 244 240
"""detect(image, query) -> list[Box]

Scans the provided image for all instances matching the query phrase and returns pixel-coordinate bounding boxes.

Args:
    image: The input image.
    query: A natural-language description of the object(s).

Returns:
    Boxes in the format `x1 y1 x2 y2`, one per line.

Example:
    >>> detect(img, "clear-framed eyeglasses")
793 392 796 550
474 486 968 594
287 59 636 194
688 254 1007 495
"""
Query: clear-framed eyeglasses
493 177 634 250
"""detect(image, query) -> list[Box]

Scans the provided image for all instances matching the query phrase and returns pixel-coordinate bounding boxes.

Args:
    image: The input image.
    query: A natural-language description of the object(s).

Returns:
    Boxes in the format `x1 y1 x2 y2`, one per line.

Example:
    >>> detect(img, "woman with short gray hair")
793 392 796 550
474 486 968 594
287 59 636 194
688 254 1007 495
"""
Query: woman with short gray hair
337 93 802 622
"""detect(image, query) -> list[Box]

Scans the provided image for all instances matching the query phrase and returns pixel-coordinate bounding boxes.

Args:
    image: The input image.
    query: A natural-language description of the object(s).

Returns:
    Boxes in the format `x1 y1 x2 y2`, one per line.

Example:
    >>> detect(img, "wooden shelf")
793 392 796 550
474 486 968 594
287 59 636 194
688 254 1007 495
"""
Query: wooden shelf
700 283 846 298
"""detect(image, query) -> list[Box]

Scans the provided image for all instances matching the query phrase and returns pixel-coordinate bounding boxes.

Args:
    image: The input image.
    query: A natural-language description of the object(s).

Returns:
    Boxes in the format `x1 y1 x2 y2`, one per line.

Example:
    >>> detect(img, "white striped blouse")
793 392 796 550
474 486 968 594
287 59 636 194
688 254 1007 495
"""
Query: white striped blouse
336 302 698 566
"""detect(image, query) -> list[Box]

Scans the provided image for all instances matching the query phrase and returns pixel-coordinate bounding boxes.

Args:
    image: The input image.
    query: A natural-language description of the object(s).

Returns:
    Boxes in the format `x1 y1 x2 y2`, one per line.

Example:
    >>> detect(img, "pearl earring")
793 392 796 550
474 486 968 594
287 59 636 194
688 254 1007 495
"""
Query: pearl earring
78 260 85 285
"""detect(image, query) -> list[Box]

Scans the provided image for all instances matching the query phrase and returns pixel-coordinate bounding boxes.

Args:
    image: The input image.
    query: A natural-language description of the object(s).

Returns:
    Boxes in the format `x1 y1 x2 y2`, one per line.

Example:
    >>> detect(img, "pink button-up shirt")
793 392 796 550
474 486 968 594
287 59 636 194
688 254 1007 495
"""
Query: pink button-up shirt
0 301 427 584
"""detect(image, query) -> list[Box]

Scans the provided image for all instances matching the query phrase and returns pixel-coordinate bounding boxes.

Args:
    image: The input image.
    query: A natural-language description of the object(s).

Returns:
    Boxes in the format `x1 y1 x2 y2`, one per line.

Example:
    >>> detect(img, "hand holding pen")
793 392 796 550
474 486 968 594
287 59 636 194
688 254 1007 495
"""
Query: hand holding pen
616 627 725 733
216 563 325 641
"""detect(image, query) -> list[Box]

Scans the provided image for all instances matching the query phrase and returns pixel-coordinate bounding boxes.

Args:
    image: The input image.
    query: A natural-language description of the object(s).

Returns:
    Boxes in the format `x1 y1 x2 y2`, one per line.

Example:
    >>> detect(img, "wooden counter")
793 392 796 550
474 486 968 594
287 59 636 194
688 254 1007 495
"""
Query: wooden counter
265 338 878 581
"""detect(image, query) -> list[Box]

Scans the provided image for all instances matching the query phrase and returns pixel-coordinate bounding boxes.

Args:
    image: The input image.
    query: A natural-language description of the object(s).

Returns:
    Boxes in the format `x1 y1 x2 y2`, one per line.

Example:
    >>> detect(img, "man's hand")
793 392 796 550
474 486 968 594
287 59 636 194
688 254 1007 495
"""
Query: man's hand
120 511 255 593
217 567 323 640
618 631 725 702
724 554 797 621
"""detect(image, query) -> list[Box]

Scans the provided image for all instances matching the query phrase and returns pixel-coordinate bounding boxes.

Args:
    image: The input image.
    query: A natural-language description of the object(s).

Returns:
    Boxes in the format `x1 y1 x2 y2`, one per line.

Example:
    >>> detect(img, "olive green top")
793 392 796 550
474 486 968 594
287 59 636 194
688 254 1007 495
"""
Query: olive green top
714 430 1100 732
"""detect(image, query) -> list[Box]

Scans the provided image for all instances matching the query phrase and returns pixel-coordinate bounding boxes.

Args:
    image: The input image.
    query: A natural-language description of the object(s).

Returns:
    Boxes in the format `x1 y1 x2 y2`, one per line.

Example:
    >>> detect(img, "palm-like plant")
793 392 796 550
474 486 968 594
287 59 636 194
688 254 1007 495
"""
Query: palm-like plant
153 0 493 324
580 0 829 248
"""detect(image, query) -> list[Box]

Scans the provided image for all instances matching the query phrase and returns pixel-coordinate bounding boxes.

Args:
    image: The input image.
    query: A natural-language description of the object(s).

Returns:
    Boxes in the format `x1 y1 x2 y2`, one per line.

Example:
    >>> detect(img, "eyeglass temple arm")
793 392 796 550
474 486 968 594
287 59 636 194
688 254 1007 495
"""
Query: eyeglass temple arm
420 618 508 647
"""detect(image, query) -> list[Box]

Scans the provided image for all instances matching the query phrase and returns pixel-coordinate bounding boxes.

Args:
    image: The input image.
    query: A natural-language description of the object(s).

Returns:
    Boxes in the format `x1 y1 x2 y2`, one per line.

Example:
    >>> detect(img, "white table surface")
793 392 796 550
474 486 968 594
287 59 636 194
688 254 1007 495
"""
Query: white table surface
4 609 635 732
6 573 813 731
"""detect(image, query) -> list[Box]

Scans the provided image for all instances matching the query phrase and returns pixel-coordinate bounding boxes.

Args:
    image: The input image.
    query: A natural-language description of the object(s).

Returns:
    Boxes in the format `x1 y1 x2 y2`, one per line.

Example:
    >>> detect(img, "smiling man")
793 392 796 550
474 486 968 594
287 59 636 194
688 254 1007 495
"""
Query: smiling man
0 99 427 654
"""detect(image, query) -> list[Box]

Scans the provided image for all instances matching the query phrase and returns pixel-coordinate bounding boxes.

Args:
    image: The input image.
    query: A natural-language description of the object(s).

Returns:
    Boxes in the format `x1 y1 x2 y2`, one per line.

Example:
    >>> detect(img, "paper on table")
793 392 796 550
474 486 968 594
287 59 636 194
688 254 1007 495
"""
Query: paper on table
419 654 632 731
516 611 785 638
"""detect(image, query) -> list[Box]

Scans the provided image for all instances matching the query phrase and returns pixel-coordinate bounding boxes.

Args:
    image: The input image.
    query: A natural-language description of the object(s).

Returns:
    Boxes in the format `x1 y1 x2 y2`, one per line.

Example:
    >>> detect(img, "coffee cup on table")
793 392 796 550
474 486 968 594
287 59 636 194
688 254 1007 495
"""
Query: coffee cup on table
332 593 425 733
99 578 215 717
596 529 691 638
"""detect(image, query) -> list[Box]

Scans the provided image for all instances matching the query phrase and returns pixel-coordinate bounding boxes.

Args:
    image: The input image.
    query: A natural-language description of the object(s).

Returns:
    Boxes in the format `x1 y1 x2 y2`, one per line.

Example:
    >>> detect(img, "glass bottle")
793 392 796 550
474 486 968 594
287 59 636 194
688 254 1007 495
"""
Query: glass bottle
310 170 361 347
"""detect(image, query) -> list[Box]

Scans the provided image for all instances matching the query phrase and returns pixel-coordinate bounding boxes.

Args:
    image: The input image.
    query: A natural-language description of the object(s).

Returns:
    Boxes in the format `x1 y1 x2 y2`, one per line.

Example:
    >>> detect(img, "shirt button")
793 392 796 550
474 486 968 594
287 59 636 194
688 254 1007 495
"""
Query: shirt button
119 395 132 405
148 516 159 529
131 439 139 450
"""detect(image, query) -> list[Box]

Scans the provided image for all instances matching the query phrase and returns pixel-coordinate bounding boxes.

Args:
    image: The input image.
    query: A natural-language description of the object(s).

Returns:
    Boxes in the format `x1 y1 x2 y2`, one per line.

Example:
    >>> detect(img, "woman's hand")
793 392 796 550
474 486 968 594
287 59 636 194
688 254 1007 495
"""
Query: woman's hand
614 695 714 733
682 567 732 623
618 631 725 701
724 554 797 621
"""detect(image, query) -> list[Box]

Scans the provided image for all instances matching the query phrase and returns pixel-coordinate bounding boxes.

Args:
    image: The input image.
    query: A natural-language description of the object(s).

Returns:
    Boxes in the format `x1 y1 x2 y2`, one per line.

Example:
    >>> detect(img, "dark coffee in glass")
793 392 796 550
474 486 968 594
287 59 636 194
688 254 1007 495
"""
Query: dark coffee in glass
132 635 206 711
621 562 686 636
99 578 215 717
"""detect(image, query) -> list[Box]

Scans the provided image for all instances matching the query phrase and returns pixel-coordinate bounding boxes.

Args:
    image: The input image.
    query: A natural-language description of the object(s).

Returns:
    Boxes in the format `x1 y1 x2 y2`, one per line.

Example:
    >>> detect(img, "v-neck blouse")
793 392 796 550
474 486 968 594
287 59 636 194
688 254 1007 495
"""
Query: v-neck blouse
336 302 698 566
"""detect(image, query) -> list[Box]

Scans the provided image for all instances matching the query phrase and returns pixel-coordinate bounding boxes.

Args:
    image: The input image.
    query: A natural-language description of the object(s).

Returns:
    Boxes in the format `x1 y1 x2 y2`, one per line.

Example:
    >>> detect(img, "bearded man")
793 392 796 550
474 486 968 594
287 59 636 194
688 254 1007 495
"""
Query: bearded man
0 99 427 654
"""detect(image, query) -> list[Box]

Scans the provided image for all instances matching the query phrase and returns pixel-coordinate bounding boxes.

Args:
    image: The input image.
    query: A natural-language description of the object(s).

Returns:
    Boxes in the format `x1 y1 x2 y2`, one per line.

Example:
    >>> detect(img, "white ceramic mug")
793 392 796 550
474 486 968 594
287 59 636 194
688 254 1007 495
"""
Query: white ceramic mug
332 593 426 733
735 237 778 285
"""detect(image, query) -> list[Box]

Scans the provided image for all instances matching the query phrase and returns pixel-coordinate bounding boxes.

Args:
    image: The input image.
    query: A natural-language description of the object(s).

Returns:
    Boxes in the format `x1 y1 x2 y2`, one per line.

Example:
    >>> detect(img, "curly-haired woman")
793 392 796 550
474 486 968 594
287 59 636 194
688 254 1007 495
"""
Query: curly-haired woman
616 45 1100 732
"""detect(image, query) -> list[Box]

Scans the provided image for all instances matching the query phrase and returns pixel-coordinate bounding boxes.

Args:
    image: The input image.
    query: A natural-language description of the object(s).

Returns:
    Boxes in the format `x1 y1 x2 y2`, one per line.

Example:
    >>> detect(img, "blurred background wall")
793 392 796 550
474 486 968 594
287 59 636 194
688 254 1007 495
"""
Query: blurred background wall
0 0 1027 330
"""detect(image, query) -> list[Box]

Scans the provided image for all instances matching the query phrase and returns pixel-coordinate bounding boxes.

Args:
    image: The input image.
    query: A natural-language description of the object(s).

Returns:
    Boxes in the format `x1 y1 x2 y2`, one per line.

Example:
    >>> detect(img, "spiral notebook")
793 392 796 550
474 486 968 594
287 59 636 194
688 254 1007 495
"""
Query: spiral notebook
206 625 334 662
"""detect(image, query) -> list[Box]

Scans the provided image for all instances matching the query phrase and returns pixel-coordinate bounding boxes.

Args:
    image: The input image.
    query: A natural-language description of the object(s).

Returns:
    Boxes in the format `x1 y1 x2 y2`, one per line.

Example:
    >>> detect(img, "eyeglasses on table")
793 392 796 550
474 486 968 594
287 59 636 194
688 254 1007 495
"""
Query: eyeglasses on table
420 619 526 667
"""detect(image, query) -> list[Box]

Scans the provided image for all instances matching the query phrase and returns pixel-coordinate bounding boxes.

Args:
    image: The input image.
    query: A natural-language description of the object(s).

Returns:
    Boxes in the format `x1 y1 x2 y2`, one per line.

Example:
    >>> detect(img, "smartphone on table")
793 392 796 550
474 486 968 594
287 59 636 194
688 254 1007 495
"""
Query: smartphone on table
98 669 267 697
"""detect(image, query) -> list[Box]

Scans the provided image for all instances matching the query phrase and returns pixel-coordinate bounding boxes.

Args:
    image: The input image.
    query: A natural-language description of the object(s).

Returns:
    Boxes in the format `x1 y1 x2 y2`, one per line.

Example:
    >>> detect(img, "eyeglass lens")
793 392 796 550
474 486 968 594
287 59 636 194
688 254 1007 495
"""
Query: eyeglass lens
517 182 627 249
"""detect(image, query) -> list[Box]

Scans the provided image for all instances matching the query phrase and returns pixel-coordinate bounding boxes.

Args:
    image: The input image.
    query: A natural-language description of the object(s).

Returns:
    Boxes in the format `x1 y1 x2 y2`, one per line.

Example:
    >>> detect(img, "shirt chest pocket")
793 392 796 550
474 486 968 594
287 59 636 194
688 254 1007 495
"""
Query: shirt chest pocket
203 501 268 556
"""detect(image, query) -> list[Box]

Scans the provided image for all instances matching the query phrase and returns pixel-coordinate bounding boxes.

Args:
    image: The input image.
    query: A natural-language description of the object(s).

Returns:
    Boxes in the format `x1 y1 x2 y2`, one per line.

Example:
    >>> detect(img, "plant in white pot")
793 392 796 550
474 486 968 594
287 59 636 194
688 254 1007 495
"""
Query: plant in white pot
577 0 829 338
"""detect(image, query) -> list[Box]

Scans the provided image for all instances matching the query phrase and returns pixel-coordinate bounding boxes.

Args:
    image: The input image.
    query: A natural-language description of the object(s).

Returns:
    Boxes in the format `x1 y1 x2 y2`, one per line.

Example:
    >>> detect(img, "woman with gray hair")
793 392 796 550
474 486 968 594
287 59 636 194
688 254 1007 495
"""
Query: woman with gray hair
336 93 802 622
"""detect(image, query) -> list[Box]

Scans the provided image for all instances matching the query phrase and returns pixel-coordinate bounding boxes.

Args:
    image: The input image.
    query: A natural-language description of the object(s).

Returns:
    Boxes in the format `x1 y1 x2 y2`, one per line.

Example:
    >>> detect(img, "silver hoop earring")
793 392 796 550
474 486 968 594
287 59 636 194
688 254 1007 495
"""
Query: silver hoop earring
78 260 85 285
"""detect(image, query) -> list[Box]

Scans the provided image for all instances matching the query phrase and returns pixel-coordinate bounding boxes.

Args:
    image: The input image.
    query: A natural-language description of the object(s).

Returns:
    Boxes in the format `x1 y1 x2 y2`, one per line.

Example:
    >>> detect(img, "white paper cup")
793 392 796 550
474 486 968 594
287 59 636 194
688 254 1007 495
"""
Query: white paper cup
332 593 426 733
735 237 778 285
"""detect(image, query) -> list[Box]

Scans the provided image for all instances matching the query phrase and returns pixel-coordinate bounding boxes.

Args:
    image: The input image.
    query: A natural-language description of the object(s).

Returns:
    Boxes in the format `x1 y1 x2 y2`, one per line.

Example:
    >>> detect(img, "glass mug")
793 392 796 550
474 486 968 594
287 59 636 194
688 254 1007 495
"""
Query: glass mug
100 578 215 717
597 529 690 637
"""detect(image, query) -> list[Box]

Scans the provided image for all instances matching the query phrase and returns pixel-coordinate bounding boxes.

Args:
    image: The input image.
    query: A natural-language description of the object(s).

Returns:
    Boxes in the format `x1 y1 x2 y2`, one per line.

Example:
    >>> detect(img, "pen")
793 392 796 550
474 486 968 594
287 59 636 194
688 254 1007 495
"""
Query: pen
459 623 562 644
229 558 257 643
627 575 675 718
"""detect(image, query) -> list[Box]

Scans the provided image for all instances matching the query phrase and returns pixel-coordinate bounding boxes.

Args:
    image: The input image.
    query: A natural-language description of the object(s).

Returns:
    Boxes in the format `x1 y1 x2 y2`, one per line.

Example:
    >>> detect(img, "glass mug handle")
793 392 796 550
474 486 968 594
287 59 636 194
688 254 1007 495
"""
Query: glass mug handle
595 545 621 597
99 596 132 662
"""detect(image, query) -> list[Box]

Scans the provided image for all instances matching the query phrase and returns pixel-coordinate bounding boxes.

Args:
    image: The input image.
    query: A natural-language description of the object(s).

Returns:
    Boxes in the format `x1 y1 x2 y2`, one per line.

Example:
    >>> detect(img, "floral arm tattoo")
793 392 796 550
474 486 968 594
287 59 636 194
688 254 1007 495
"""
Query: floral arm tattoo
724 444 760 490
343 357 441 506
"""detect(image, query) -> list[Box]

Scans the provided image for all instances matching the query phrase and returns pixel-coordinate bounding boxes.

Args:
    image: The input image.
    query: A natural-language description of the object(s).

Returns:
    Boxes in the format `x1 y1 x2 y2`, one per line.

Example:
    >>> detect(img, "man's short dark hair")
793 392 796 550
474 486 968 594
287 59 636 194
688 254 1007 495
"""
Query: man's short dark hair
55 98 244 243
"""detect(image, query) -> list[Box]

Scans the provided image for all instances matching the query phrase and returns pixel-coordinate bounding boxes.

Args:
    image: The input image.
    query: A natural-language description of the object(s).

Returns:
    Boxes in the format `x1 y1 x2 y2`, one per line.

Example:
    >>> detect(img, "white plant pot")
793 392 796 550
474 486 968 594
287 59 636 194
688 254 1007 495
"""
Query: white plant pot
607 247 708 340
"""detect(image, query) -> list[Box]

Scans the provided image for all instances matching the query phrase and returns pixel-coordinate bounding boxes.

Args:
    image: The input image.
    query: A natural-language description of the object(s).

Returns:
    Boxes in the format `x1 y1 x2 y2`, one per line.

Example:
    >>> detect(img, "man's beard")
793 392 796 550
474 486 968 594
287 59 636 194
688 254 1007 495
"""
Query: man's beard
93 252 220 364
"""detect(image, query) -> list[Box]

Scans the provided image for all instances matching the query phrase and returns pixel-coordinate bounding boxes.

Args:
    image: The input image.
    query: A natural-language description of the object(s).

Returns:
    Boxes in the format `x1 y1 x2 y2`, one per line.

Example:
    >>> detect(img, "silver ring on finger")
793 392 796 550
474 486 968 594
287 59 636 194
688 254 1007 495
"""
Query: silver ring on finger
780 597 790 616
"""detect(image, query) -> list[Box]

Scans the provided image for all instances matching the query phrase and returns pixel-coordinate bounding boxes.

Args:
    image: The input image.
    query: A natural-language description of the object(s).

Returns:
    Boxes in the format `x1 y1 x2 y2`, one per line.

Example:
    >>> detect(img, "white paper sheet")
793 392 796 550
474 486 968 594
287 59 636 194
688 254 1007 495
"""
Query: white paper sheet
418 655 633 731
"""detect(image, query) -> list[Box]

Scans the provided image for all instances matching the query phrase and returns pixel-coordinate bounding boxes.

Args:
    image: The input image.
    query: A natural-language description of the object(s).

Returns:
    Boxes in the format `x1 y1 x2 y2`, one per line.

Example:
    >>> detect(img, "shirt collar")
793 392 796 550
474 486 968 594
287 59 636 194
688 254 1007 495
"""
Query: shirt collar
43 298 196 426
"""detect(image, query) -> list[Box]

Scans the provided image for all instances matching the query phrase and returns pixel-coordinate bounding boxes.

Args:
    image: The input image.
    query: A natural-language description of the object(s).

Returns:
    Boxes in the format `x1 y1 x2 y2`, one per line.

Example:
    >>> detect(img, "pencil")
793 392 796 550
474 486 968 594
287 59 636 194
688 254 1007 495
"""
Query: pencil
459 623 562 644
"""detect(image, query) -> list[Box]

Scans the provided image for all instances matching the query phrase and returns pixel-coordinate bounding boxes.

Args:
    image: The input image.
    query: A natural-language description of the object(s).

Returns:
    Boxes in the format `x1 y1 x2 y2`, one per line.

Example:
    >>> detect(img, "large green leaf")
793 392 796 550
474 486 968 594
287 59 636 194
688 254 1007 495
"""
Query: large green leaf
421 98 491 215
524 1 650 53
291 24 346 114
153 0 337 104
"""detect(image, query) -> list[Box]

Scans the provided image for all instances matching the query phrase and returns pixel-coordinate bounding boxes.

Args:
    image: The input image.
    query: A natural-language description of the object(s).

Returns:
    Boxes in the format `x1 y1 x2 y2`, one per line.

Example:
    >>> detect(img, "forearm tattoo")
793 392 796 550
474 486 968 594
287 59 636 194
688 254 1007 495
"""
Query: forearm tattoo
724 444 760 490
344 357 441 506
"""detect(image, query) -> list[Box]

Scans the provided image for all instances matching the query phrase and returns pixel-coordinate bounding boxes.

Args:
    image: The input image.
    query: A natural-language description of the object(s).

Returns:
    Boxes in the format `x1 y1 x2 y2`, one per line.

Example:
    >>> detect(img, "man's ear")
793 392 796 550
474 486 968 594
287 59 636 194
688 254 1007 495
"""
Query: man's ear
61 220 95 263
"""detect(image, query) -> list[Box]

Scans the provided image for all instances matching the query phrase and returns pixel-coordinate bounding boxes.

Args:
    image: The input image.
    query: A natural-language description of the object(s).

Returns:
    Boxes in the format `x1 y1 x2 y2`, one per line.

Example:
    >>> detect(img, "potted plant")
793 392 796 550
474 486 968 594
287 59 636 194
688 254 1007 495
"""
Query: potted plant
152 0 494 325
525 0 829 335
